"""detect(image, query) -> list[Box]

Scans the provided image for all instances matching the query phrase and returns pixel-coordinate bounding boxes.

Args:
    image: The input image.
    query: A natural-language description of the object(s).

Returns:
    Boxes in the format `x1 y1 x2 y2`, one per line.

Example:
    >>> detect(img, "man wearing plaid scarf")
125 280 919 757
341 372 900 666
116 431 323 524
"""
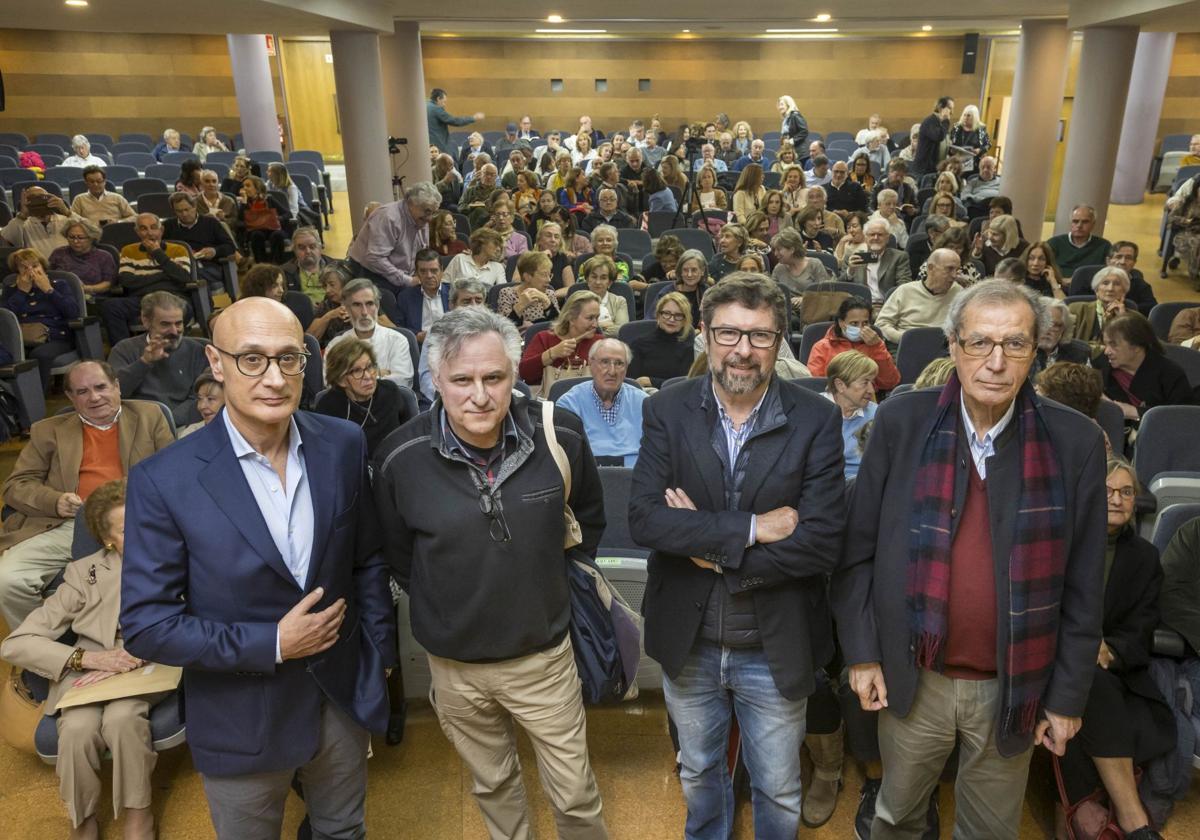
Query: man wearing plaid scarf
833 280 1107 839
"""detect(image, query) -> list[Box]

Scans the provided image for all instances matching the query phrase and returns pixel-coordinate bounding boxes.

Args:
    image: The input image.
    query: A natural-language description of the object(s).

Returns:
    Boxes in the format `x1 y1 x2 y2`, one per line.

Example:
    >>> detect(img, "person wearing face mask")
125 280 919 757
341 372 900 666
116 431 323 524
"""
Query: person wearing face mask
806 296 901 394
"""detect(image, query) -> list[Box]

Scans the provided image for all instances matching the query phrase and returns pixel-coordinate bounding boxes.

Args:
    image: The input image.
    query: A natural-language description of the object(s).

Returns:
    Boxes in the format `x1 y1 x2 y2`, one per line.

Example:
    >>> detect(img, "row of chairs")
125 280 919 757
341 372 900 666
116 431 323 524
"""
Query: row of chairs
0 131 223 150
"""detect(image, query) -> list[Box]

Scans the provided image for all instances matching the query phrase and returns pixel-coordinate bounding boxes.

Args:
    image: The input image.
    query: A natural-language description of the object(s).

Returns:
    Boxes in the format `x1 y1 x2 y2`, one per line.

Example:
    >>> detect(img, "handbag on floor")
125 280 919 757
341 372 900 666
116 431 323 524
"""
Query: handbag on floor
1053 753 1124 840
542 399 642 703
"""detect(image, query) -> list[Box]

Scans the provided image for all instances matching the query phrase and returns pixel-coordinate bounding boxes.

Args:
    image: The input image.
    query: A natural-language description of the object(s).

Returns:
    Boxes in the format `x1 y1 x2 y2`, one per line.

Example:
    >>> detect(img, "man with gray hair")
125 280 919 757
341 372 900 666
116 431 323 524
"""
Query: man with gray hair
580 187 636 234
844 217 912 303
1035 297 1090 373
556 338 647 467
345 181 442 324
833 279 1106 839
326 278 414 390
1047 204 1112 276
373 306 609 839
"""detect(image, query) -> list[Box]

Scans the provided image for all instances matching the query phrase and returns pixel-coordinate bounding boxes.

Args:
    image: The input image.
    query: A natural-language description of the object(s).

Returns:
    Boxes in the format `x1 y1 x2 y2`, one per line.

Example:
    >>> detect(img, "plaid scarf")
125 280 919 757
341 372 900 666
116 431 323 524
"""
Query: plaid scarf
907 373 1067 739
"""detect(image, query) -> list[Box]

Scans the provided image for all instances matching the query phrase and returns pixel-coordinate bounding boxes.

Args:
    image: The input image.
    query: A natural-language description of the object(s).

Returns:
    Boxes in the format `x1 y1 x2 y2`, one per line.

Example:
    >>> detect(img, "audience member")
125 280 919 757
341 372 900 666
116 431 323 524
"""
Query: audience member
961 156 1001 205
690 165 728 213
580 254 629 337
426 87 483 153
779 165 807 214
306 264 353 348
835 212 870 270
835 280 1105 839
769 227 830 306
2 186 84 259
374 307 608 838
0 479 164 840
70 166 135 225
198 169 237 223
949 105 990 172
61 135 107 169
520 290 603 392
108 291 211 427
1020 240 1067 298
642 235 684 284
871 160 919 219
623 292 693 389
849 130 891 180
778 95 811 157
177 370 224 438
2 248 81 389
277 226 333 303
395 249 449 341
191 126 227 162
807 154 833 187
150 128 183 161
732 139 769 173
237 175 288 265
1167 305 1200 347
874 248 963 345
824 350 879 480
709 223 748 282
416 279 487 405
1096 312 1193 423
803 186 846 239
588 224 633 285
843 218 912 303
1167 172 1200 284
1068 241 1159 312
692 143 728 173
1035 298 1091 372
580 187 637 234
314 338 412 457
1048 204 1112 276
796 206 835 252
327 279 415 389
175 159 204 198
443 227 506 289
556 338 647 467
629 273 843 839
239 263 286 302
0 360 172 629
806 296 901 393
824 161 869 218
971 214 1027 277
219 156 252 196
869 188 909 248
100 213 192 343
49 219 115 295
163 192 236 286
1068 265 1132 352
1055 457 1172 840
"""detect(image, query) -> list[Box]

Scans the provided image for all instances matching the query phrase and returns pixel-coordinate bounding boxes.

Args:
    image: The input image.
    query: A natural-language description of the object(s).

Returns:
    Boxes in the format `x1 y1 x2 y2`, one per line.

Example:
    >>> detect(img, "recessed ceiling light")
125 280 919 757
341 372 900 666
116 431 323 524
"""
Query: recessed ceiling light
815 13 832 22
535 28 606 34
65 0 88 6
682 29 690 33
766 28 838 33
922 24 932 31
547 14 563 23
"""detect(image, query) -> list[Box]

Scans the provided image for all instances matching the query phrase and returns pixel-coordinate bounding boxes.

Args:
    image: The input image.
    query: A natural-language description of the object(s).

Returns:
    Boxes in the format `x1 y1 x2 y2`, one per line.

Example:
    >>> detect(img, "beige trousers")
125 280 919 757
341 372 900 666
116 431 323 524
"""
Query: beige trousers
0 520 75 631
56 693 159 828
427 634 608 840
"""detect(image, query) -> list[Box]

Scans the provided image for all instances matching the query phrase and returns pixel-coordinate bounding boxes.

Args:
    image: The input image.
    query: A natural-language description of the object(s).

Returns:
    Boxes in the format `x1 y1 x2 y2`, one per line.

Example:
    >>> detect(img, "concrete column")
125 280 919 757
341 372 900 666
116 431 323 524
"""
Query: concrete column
330 30 394 236
1002 20 1072 241
380 22 433 189
226 34 281 155
1053 26 1140 234
1111 31 1176 204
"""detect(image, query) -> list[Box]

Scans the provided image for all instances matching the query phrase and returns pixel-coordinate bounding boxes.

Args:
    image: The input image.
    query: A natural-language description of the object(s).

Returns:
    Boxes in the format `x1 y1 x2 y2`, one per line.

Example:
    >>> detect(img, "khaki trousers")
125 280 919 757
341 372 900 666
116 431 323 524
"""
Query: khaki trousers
427 635 608 840
0 520 75 631
873 670 1033 840
56 693 159 828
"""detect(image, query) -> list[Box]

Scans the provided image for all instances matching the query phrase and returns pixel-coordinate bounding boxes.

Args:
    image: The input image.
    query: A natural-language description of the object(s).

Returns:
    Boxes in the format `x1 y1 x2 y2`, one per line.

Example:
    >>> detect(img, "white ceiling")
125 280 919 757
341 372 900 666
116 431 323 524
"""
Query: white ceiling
8 0 1197 36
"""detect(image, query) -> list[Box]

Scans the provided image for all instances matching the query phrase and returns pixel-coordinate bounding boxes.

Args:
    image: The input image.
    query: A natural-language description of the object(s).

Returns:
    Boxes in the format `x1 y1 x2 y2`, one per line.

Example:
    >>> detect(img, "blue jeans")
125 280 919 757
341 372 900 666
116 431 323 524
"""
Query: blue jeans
663 641 807 840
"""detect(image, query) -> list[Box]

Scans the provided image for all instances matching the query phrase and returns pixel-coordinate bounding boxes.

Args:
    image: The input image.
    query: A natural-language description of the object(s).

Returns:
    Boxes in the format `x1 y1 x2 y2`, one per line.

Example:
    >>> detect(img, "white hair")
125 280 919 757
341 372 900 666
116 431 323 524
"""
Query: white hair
590 337 632 363
1091 266 1130 293
71 134 89 152
944 279 1051 342
426 307 522 380
405 181 442 208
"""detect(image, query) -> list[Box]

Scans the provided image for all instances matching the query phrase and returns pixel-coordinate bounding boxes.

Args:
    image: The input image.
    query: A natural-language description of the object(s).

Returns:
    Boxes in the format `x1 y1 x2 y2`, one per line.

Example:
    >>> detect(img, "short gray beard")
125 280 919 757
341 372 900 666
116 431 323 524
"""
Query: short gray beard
713 356 769 396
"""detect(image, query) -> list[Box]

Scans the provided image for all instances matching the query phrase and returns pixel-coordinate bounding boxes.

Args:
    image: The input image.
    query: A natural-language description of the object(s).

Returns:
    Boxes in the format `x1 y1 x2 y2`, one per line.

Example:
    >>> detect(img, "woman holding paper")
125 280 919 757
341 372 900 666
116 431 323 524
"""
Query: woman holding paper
1 479 160 840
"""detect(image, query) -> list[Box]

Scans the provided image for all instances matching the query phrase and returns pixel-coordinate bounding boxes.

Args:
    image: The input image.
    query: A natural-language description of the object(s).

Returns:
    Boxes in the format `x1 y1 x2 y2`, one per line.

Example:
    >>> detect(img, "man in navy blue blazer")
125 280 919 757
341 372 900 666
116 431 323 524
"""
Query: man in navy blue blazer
395 248 450 341
120 297 395 839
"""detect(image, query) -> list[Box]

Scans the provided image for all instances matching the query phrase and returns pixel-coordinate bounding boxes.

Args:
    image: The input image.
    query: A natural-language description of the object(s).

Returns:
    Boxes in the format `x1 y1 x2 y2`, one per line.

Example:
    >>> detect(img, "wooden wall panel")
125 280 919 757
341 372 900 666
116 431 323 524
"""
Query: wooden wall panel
0 29 281 141
420 37 989 139
1164 33 1200 140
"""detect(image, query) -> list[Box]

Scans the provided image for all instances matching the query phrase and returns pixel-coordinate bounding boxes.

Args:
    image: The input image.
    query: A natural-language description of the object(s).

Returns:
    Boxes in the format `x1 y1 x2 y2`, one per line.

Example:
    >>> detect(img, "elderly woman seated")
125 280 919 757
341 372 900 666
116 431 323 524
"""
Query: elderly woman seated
581 254 629 337
1068 266 1134 353
306 265 353 347
314 338 412 457
868 188 909 248
497 250 560 330
627 291 696 389
49 220 115 296
823 350 879 480
1 480 161 840
1095 313 1194 424
588 224 635 288
3 248 81 390
1054 457 1173 840
519 290 603 393
177 370 224 438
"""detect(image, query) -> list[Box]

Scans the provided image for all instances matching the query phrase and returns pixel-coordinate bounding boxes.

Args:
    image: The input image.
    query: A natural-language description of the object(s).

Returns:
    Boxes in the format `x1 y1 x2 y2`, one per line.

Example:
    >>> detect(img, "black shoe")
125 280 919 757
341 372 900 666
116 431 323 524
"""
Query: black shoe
1169 256 1181 271
386 701 407 746
1125 828 1164 840
854 778 881 840
921 788 940 840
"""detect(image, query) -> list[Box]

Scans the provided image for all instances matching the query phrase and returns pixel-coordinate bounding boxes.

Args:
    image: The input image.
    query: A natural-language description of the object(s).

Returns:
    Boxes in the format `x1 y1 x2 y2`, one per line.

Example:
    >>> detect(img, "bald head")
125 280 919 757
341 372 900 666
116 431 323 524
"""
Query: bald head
208 297 305 433
212 297 302 350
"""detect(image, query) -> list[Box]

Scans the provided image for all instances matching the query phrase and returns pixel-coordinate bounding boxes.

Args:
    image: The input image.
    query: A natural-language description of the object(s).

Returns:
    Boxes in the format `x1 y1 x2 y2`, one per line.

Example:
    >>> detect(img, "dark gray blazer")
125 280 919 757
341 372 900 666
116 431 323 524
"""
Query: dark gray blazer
831 386 1107 756
842 248 913 299
629 375 847 700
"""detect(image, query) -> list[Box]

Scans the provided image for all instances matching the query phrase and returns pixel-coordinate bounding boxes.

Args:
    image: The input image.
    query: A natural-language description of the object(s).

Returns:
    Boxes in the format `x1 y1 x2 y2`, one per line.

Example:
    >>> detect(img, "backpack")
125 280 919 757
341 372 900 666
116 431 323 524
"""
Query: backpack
1140 657 1198 827
0 388 23 443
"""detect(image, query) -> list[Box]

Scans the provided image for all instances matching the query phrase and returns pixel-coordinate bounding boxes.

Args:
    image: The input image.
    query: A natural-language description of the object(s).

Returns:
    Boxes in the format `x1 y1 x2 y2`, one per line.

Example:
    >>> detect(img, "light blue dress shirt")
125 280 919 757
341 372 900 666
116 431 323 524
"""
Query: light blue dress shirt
959 395 1015 480
222 411 315 662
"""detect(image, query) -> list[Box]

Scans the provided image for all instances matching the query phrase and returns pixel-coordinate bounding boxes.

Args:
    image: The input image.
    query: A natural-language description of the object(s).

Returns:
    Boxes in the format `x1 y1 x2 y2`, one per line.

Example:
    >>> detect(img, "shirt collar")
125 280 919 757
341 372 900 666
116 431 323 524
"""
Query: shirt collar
78 405 122 431
592 383 624 409
222 410 303 462
959 394 1015 448
710 378 768 430
439 404 519 464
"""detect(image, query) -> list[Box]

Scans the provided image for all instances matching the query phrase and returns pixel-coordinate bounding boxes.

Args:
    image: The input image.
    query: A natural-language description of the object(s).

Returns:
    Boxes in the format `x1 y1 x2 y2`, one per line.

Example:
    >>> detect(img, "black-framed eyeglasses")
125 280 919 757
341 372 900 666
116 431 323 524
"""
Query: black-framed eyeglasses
956 337 1035 360
213 345 309 377
709 326 782 349
478 486 512 543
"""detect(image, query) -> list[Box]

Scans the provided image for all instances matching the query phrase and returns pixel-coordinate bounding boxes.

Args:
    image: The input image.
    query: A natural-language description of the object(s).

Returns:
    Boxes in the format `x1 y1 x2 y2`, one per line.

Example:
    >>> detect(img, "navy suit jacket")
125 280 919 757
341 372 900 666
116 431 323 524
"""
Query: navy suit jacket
120 410 395 777
395 284 450 336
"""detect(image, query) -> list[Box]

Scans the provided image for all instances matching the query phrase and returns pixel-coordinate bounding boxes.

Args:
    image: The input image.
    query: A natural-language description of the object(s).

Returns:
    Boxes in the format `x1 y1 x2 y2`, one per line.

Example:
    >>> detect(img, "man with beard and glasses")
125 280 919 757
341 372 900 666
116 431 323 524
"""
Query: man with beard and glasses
630 274 846 839
109 291 213 426
325 278 415 390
